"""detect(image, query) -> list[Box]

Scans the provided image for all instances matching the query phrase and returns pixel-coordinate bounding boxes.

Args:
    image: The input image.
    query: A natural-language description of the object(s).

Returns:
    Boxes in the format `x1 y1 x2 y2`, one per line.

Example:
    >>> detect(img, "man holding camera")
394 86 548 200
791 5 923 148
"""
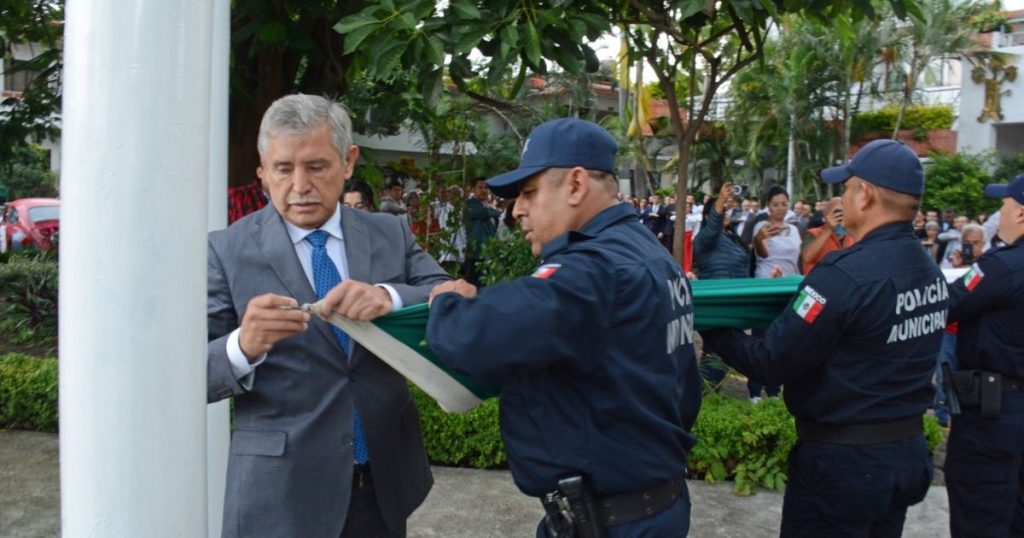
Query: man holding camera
701 139 946 536
943 173 1024 537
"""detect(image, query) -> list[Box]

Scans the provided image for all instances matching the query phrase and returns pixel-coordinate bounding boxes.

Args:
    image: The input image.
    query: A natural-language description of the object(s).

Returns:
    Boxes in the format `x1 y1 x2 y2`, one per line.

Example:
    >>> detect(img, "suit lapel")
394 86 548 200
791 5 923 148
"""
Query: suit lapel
341 208 371 284
256 206 345 358
341 208 371 367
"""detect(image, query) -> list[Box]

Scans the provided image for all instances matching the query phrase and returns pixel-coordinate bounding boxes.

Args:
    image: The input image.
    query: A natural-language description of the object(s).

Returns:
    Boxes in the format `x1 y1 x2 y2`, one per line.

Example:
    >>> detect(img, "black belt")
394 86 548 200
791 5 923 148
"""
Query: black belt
595 475 687 527
1000 374 1024 392
796 416 922 447
353 463 372 488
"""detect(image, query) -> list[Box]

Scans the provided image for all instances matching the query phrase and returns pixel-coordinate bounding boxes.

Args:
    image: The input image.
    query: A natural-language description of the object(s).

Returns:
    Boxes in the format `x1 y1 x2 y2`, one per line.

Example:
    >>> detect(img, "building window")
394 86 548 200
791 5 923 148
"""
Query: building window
3 58 41 93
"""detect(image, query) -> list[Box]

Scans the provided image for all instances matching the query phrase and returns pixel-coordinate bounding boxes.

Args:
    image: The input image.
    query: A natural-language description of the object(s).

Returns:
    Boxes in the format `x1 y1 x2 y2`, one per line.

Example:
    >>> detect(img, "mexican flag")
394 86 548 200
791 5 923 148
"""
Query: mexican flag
307 276 805 414
792 286 826 324
962 264 984 291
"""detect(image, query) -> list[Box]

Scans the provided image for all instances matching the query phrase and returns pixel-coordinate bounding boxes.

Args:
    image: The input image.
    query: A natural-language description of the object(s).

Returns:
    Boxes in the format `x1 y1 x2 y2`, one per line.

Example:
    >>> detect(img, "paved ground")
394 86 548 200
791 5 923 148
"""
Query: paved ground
2 430 951 537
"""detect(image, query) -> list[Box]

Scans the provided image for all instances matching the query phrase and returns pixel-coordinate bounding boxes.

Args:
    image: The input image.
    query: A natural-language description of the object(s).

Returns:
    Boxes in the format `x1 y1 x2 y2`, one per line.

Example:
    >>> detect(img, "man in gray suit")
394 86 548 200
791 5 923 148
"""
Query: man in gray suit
207 94 450 537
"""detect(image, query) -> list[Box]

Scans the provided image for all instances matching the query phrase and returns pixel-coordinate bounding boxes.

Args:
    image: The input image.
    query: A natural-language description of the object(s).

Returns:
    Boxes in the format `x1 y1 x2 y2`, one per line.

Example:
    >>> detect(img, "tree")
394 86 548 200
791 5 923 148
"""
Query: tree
922 152 999 218
608 0 921 257
883 0 990 136
0 0 64 165
0 143 58 199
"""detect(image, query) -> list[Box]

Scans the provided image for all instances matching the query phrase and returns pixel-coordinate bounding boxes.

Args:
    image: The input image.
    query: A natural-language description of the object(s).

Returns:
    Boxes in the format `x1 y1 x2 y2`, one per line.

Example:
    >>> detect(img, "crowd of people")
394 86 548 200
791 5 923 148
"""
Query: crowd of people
212 95 1022 538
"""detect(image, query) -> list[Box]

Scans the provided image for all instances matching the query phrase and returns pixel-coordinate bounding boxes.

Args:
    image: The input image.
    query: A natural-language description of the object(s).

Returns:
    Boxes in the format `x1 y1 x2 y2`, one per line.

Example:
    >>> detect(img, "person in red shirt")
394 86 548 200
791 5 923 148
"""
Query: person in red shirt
801 196 855 273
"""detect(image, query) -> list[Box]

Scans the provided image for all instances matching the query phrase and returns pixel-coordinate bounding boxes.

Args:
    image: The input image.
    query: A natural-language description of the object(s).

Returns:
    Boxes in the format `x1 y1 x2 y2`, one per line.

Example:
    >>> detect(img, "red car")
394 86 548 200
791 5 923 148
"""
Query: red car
0 198 60 253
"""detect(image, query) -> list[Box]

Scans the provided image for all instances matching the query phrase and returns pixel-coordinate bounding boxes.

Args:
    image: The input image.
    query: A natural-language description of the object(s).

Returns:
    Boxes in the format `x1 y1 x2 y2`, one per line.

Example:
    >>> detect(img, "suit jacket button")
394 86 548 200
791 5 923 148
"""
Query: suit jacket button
342 433 352 445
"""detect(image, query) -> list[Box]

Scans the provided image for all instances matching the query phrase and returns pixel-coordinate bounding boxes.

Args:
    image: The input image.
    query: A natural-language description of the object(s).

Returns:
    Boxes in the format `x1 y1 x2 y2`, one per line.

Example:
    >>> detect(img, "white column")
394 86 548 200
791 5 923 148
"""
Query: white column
206 0 231 535
59 1 213 536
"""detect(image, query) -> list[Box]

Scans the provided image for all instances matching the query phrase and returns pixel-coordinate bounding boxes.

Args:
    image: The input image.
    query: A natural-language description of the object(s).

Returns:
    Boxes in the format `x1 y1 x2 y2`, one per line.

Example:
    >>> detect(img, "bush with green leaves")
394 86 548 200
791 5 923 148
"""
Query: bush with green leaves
0 143 58 200
0 254 59 344
0 354 58 432
996 153 1024 183
923 152 1000 218
690 394 795 495
852 105 954 138
410 384 506 468
477 229 536 285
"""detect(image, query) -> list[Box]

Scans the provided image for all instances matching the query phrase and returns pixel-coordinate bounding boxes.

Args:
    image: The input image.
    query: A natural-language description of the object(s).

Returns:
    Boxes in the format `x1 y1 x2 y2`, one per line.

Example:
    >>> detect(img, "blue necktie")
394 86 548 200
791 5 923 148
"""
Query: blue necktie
305 230 369 464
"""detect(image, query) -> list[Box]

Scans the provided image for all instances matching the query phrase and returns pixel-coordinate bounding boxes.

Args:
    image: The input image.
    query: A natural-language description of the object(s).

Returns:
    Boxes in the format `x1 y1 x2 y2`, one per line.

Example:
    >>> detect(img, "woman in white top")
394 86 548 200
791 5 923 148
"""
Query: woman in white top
752 186 802 278
748 186 799 401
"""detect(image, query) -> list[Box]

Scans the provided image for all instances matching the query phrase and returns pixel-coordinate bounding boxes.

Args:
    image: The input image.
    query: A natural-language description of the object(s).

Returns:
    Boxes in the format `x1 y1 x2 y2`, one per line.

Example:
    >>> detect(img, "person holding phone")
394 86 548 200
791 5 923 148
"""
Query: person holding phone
751 186 802 279
801 197 856 273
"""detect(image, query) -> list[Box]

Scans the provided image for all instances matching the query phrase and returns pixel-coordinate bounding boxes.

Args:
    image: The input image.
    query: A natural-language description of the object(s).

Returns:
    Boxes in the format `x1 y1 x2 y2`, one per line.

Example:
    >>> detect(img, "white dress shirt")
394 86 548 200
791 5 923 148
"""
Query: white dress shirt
226 204 403 387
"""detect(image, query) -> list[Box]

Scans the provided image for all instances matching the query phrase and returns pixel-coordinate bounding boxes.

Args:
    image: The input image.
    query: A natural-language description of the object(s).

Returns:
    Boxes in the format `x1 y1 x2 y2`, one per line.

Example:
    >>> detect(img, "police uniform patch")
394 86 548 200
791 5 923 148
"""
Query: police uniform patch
531 263 562 279
793 286 826 324
962 263 984 291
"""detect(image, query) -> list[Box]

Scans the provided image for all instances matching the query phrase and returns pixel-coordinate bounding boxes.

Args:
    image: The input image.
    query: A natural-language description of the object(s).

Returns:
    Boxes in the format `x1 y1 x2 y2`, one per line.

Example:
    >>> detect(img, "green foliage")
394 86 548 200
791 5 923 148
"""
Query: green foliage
477 229 536 286
923 152 1000 217
0 354 58 432
970 4 1011 33
852 105 954 138
995 153 1024 183
690 394 795 495
923 414 943 453
0 143 58 199
0 1 64 164
410 384 506 468
0 254 58 345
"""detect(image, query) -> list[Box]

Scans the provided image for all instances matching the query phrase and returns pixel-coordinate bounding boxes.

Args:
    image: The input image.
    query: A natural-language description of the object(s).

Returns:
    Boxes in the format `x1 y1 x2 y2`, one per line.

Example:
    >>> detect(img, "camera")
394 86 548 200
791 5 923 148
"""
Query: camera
962 243 975 265
731 184 749 197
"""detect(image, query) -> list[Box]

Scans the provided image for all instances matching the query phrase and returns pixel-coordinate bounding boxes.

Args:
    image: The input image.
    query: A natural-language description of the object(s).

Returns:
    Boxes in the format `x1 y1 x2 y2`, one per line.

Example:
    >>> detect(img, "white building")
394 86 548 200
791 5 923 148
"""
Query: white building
958 10 1024 156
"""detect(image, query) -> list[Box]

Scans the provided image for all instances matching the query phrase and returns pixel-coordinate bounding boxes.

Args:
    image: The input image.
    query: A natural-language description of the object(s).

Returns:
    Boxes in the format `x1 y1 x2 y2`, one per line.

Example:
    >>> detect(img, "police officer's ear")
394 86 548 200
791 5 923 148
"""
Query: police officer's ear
565 166 591 207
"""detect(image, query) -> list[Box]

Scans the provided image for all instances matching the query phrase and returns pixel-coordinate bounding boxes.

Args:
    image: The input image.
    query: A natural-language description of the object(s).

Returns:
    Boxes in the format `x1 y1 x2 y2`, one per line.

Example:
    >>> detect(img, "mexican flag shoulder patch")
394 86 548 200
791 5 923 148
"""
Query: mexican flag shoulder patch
531 263 562 279
793 285 827 324
962 263 984 291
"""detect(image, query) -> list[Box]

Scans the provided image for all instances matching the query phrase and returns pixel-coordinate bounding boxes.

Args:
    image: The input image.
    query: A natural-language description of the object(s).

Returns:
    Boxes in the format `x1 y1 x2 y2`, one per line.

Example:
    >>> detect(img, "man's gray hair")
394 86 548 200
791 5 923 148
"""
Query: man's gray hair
257 94 353 161
961 223 986 241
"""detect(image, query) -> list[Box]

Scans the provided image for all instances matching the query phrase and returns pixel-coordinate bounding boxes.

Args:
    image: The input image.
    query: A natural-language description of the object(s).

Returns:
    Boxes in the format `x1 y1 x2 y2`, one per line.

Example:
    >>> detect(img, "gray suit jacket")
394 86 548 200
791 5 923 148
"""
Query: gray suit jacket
207 204 450 537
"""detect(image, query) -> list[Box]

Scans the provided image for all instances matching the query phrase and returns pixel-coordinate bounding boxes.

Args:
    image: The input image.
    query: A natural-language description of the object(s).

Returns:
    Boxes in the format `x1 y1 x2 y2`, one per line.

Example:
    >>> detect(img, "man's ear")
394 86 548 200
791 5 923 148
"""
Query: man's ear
343 145 360 179
566 167 589 206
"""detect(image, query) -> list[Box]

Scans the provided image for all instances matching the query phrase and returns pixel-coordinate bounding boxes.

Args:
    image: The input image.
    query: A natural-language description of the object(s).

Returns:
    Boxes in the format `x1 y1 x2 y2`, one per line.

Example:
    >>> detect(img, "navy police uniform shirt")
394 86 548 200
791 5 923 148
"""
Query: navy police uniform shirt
948 237 1024 378
703 222 948 425
427 202 701 497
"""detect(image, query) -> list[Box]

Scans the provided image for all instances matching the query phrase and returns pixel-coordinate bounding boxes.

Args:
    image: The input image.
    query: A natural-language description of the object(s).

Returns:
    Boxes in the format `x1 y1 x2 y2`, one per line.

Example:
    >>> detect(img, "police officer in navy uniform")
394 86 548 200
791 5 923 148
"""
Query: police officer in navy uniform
425 118 701 537
944 173 1024 537
702 139 947 537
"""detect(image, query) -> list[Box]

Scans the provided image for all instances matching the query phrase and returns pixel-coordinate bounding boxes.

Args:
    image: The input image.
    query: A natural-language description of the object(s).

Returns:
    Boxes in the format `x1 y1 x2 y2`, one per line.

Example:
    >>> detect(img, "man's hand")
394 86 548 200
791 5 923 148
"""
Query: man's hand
825 206 843 231
769 265 784 278
429 279 478 306
238 294 310 362
319 281 393 322
715 182 734 213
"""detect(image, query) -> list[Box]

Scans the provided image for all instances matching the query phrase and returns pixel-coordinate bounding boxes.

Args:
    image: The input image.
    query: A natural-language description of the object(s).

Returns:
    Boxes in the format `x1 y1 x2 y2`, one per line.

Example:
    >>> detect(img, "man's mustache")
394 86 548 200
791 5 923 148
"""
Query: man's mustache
287 196 323 205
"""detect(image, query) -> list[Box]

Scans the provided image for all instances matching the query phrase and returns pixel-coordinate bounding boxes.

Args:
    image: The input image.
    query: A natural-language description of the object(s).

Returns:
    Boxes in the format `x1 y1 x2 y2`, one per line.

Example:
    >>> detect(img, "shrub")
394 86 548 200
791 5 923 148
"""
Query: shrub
0 354 58 432
0 143 58 199
690 394 795 495
477 230 536 285
852 105 954 139
410 384 507 468
0 254 58 344
923 152 1000 218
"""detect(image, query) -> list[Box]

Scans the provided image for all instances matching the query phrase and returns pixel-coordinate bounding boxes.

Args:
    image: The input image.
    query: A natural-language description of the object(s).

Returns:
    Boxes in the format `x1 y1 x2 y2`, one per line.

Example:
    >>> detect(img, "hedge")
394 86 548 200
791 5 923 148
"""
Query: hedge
0 354 58 432
851 105 954 138
0 254 59 344
1 355 944 495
